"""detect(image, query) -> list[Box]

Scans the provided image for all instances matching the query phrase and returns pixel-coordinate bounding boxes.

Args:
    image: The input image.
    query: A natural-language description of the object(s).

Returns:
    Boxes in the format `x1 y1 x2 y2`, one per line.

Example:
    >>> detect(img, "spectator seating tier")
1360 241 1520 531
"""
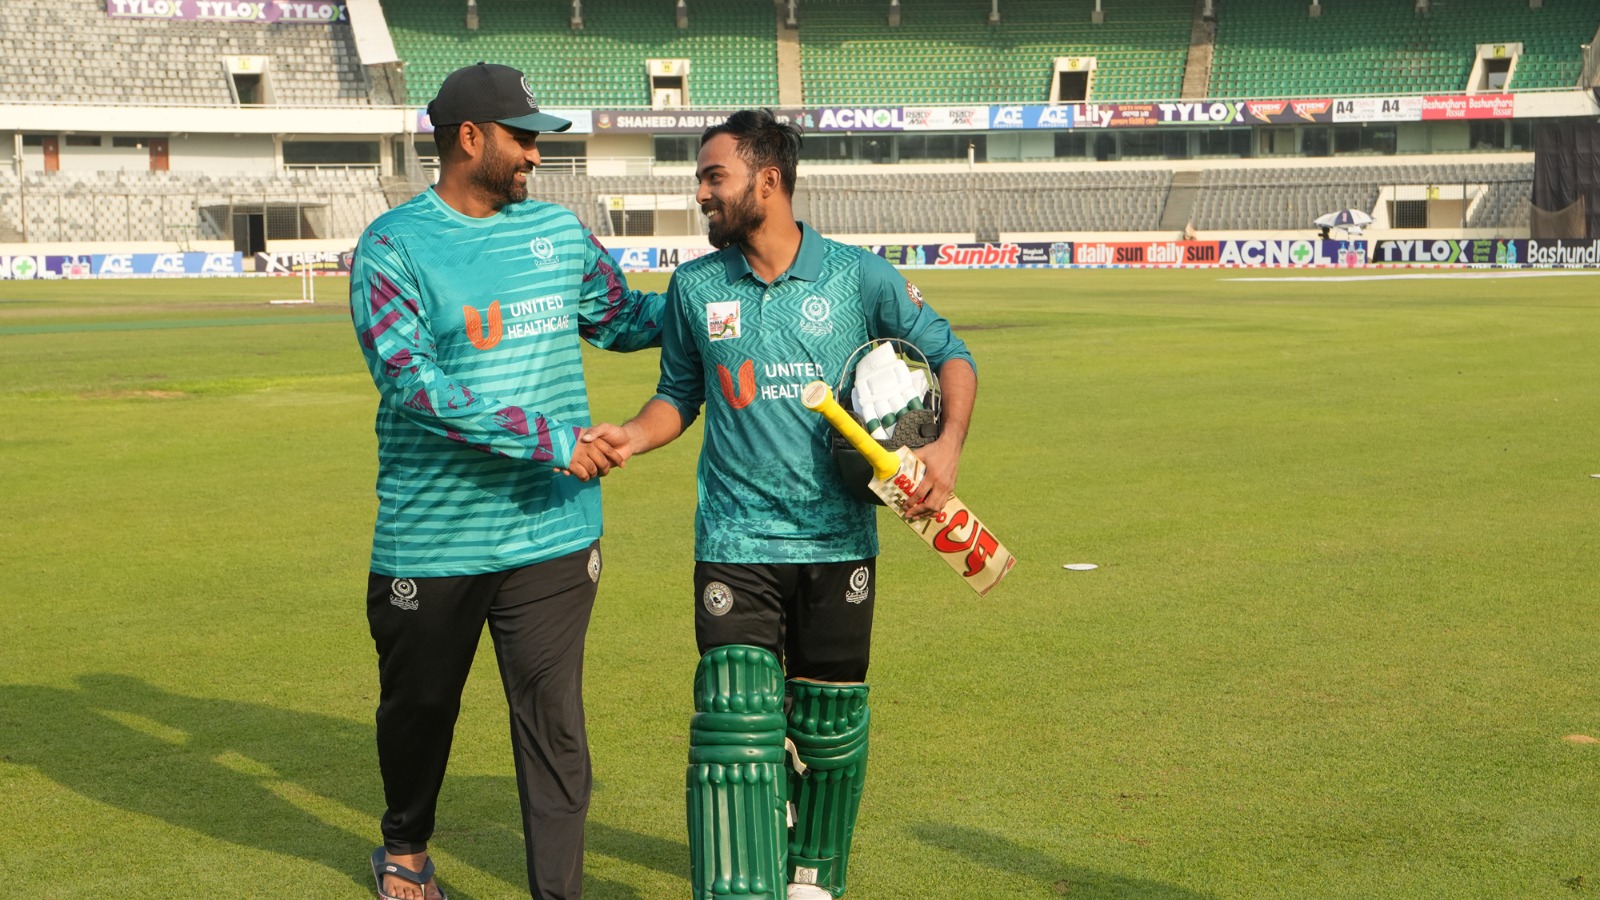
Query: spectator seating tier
0 0 370 106
1210 0 1599 98
382 0 778 108
1190 161 1533 230
797 0 1193 105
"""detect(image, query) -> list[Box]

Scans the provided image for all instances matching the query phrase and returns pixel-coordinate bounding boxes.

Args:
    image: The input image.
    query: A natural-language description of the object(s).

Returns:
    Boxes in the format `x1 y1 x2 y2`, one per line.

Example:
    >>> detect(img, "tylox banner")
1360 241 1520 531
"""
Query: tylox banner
106 0 348 22
1371 239 1525 265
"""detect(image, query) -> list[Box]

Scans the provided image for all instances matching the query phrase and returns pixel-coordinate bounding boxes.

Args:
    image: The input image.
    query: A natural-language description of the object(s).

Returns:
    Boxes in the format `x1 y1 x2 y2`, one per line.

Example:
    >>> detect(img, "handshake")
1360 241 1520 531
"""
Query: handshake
554 422 637 481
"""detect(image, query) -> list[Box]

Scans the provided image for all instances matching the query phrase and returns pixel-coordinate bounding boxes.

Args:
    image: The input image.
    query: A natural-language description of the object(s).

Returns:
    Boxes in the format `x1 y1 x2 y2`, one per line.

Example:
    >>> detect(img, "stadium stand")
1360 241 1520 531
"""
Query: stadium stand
0 170 23 242
381 0 779 108
381 0 1195 109
1472 169 1534 228
535 164 1529 237
797 0 1193 105
803 169 1172 233
1190 160 1533 230
13 170 389 243
0 1 1575 247
529 169 1173 235
1209 0 1600 98
0 0 370 106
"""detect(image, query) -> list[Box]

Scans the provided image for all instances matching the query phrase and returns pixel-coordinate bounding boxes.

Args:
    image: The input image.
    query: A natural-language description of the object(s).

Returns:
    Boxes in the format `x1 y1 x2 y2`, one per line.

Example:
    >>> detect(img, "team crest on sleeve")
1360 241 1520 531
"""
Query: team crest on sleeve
706 301 742 341
905 282 925 308
703 581 734 616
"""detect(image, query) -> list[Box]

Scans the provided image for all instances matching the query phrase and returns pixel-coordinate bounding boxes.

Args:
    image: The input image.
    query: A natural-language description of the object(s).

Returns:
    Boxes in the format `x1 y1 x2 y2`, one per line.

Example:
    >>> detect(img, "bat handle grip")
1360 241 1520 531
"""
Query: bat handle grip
801 381 902 481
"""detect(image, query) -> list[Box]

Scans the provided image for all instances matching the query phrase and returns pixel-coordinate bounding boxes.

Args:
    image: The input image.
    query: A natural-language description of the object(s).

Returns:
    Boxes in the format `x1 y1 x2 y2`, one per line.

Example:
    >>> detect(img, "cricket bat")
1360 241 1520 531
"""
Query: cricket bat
801 381 1016 596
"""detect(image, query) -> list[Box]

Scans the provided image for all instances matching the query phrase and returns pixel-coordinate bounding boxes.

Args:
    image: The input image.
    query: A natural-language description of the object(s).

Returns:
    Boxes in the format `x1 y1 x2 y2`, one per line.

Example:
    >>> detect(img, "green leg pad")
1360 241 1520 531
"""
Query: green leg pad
786 679 870 897
688 645 788 900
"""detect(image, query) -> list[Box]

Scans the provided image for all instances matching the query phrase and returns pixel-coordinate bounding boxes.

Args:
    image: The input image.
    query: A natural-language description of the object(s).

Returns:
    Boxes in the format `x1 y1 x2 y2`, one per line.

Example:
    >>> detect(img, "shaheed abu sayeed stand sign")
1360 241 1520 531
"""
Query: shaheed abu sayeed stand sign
105 0 348 22
592 109 806 134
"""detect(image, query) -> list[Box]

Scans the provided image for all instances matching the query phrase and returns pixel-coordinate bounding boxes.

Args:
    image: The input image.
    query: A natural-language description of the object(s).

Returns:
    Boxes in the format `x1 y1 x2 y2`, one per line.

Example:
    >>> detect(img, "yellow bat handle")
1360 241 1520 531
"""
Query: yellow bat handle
801 381 902 481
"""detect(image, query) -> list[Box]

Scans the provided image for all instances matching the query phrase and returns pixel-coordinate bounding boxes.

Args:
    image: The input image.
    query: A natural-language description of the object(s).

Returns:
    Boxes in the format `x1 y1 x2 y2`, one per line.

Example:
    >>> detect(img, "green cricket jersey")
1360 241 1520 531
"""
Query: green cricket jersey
351 188 662 577
654 222 974 564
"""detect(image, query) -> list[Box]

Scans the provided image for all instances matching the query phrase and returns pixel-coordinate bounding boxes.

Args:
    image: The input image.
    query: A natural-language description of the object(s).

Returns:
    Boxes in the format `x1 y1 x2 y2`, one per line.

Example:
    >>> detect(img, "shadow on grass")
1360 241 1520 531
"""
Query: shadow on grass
911 823 1216 899
437 776 685 899
0 674 670 899
587 819 688 882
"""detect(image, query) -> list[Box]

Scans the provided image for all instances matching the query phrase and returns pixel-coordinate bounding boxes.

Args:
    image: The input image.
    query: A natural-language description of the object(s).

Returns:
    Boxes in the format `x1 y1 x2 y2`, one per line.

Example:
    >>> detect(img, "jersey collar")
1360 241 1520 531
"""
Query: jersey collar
720 221 824 286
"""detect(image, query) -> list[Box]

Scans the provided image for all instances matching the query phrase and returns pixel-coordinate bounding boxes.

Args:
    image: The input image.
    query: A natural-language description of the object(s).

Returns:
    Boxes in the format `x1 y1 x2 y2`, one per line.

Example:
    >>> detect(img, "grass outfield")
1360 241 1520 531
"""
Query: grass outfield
3 268 1599 898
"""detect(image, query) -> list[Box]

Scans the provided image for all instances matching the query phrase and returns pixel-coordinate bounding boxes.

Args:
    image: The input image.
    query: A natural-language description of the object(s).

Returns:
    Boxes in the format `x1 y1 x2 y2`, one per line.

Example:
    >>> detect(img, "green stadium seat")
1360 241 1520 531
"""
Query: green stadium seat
1210 0 1597 97
796 0 1191 105
384 0 778 107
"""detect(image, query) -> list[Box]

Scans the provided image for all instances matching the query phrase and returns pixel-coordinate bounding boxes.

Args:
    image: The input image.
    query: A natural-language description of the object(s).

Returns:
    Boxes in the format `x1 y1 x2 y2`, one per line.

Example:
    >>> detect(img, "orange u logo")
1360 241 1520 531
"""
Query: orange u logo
716 359 757 410
463 301 503 350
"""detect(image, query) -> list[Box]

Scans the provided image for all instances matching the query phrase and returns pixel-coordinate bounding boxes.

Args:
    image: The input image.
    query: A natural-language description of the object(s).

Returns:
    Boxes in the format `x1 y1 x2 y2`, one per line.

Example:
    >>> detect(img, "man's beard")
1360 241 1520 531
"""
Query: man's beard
472 135 530 210
705 178 765 249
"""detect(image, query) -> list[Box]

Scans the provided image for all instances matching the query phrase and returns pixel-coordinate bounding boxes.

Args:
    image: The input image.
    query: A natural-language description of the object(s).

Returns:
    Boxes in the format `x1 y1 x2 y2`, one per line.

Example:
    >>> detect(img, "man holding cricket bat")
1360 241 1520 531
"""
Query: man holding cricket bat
583 109 976 899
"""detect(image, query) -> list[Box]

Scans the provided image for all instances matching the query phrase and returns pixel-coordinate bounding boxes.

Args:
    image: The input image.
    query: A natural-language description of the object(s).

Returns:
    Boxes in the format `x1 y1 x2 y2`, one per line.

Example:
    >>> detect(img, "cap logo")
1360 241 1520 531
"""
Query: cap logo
520 76 538 111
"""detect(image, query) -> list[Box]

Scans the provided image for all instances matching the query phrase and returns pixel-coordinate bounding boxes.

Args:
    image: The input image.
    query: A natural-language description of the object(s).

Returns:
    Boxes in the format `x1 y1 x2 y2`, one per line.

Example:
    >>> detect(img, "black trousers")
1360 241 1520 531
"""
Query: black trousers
693 558 876 682
367 541 601 900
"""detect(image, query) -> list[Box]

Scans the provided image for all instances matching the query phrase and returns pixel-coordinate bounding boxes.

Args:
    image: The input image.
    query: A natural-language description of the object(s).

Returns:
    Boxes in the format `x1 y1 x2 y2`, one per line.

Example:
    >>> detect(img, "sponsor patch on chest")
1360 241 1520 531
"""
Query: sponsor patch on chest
706 300 742 341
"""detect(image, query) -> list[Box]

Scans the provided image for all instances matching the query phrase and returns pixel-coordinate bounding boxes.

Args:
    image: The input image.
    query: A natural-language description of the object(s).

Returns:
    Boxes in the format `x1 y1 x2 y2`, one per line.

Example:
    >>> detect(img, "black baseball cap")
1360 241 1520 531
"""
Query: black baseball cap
427 62 572 133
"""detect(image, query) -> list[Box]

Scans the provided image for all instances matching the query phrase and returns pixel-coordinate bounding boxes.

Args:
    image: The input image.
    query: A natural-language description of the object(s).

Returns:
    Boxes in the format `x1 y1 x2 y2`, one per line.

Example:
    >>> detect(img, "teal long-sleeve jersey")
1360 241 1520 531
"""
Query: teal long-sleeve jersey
652 222 974 564
351 188 662 577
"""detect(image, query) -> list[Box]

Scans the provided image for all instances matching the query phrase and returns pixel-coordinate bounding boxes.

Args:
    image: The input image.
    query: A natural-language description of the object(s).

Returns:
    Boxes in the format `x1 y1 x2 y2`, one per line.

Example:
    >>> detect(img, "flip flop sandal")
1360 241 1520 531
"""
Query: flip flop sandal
370 847 449 900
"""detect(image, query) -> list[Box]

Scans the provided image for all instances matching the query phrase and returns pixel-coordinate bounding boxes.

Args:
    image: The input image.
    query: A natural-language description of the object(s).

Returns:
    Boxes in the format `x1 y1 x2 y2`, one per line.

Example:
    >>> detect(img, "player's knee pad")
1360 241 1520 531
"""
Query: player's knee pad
786 679 870 897
688 645 788 899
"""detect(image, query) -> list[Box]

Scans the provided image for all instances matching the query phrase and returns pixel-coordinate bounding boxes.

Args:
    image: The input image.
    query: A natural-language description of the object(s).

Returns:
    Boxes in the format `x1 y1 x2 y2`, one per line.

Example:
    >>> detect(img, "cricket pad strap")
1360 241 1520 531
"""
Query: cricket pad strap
688 645 788 900
786 679 870 897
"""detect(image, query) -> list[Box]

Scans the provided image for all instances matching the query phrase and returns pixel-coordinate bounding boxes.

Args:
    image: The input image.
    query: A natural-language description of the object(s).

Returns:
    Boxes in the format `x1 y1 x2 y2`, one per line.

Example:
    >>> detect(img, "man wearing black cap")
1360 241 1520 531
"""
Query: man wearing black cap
350 63 663 900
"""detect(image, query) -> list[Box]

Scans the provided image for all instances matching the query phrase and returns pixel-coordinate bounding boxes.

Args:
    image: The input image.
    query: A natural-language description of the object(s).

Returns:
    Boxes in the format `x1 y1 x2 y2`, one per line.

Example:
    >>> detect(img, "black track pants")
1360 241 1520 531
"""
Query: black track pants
367 541 601 899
